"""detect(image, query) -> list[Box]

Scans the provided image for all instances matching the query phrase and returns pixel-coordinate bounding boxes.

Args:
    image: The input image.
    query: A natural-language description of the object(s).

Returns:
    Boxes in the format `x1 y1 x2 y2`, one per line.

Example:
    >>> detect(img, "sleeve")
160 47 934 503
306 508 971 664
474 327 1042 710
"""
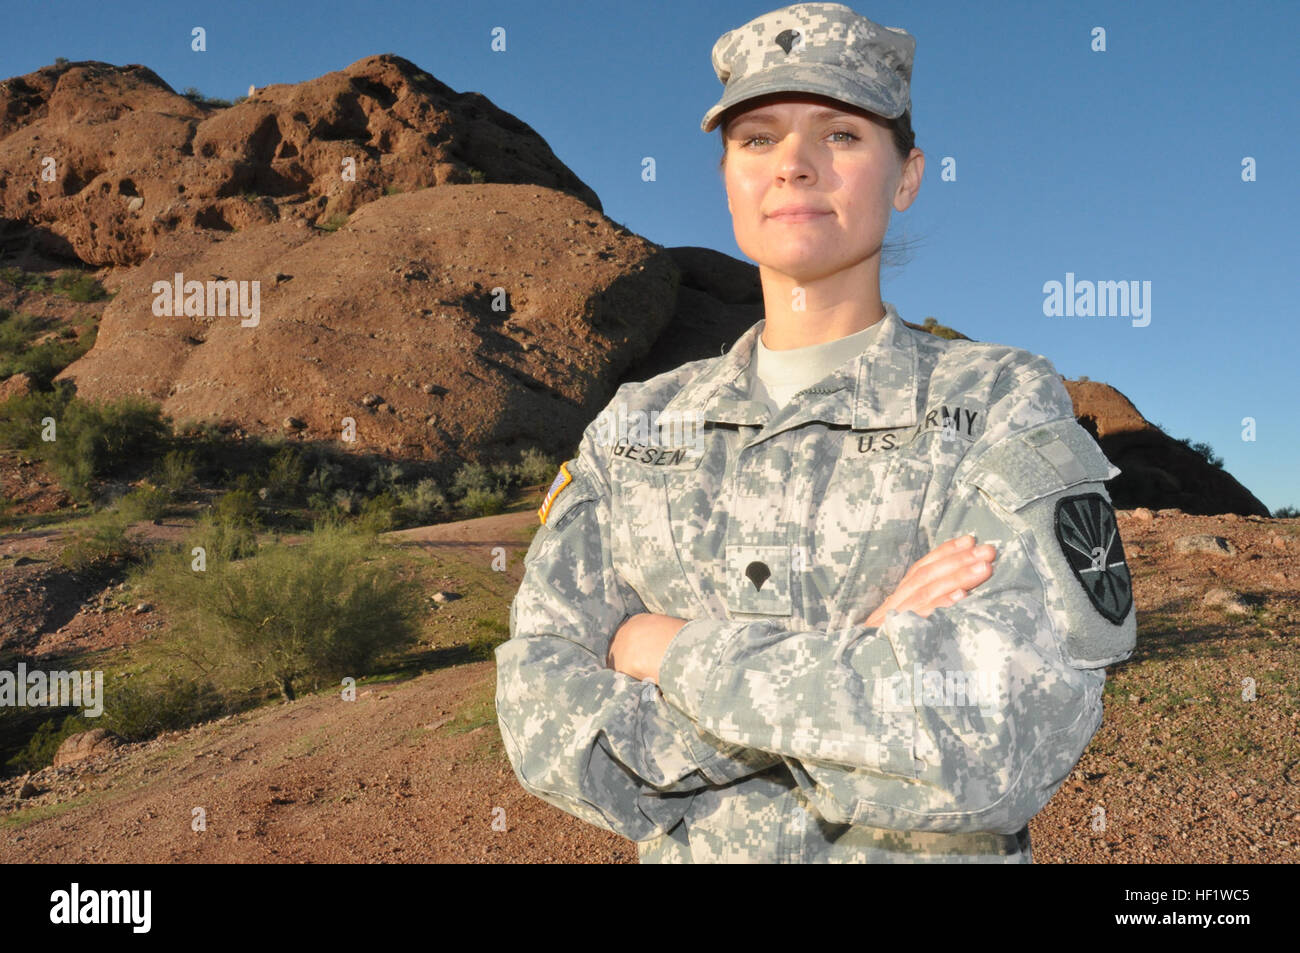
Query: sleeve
654 360 1137 835
494 435 783 842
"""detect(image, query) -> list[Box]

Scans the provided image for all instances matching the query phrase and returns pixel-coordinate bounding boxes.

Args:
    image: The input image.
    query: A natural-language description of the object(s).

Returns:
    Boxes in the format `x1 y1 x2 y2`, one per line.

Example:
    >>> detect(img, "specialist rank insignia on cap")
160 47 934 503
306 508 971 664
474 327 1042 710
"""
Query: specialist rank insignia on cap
1055 492 1133 624
538 462 573 525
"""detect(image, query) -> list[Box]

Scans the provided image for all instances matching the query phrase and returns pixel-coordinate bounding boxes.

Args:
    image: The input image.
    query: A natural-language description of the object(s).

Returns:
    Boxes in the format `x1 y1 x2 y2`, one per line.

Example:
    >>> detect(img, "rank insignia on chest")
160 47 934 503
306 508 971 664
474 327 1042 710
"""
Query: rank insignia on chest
1055 492 1133 624
538 462 573 525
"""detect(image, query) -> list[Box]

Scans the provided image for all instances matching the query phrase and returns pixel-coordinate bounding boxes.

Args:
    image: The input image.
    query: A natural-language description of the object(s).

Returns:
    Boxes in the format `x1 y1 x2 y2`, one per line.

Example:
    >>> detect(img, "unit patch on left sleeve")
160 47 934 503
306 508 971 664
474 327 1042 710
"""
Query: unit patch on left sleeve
1054 492 1133 624
538 461 573 525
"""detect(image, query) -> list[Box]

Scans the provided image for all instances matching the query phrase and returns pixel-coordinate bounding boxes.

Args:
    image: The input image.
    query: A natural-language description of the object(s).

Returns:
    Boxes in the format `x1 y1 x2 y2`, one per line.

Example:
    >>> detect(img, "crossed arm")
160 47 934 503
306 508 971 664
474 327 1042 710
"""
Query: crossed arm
608 531 1000 683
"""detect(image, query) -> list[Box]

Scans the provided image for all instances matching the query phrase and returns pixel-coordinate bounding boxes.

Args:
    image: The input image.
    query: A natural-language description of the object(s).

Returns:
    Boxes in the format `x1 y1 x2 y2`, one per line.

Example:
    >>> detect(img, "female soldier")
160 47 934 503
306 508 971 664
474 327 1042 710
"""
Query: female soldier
496 2 1136 863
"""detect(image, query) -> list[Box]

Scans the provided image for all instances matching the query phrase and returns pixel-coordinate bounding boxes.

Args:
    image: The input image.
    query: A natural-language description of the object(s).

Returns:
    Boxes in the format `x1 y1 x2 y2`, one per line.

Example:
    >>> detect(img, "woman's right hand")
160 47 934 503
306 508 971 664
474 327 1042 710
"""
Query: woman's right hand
862 533 997 628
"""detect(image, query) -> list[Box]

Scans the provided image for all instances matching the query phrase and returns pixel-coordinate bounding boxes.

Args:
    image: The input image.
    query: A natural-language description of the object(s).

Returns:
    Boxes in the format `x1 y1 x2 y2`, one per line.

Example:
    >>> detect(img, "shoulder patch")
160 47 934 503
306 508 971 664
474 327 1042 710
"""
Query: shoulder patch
1055 492 1132 624
538 462 573 525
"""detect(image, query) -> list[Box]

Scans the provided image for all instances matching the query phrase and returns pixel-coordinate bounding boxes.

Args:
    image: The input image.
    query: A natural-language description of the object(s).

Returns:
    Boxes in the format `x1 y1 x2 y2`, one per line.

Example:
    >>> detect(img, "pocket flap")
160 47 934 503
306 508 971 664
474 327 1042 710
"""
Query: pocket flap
957 418 1120 512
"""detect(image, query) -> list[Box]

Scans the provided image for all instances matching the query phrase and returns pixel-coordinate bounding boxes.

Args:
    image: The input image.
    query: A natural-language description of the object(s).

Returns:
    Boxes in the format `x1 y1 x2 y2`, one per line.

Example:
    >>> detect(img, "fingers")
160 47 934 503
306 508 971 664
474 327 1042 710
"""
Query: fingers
889 543 997 618
864 536 999 626
907 532 975 571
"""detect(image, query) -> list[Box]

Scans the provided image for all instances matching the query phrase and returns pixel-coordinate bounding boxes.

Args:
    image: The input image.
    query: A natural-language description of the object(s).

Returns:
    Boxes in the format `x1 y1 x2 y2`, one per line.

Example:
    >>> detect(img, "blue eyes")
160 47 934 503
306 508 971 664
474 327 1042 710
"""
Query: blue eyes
740 130 860 149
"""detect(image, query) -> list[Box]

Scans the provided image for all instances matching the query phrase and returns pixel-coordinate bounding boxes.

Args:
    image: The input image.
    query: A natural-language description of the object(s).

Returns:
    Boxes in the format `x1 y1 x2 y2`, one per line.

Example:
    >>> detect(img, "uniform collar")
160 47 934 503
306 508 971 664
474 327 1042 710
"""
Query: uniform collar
660 300 919 436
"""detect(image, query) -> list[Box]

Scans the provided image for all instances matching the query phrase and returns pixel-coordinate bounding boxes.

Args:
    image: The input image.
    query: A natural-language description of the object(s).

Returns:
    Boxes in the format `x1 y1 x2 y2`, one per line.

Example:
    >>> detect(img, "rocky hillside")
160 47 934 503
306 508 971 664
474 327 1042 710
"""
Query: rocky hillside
0 56 1271 514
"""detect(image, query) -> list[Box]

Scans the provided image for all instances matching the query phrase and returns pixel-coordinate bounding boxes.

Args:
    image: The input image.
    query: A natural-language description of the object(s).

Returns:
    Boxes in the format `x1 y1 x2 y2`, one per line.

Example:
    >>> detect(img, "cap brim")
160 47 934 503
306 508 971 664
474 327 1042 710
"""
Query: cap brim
700 63 908 133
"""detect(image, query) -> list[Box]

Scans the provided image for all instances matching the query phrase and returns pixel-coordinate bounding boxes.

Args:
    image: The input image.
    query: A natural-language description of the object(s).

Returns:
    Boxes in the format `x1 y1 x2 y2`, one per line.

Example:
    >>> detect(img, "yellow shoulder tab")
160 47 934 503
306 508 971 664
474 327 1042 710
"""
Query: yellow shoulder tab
538 461 573 525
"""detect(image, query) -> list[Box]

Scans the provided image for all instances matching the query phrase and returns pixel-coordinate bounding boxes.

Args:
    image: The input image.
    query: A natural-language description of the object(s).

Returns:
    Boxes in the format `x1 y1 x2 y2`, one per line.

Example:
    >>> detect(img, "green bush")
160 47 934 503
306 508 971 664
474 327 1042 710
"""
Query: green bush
152 448 198 497
98 674 225 742
0 382 74 452
489 460 517 490
161 522 424 700
1273 505 1299 519
112 484 170 523
57 514 143 572
460 486 507 517
51 270 109 302
516 447 555 486
0 392 170 501
357 491 399 533
1179 438 1224 469
364 461 406 496
305 458 344 496
450 461 491 499
262 447 305 502
188 509 259 563
0 268 50 292
0 334 89 387
4 712 89 774
0 309 45 356
396 478 446 524
211 487 260 528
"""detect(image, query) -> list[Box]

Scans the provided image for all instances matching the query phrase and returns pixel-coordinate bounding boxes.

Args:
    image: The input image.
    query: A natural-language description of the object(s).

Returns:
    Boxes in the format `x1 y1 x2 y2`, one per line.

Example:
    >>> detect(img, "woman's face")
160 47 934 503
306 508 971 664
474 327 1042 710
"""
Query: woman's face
722 94 923 285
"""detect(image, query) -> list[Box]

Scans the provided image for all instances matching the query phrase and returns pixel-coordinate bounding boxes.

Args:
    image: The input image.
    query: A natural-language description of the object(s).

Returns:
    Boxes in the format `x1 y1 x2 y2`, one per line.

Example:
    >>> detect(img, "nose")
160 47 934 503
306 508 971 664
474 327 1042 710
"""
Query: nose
774 132 818 184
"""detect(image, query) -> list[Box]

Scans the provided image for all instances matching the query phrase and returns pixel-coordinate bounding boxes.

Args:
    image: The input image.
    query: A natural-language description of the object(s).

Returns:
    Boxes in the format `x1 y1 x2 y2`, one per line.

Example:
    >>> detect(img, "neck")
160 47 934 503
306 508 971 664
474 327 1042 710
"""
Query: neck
757 262 886 350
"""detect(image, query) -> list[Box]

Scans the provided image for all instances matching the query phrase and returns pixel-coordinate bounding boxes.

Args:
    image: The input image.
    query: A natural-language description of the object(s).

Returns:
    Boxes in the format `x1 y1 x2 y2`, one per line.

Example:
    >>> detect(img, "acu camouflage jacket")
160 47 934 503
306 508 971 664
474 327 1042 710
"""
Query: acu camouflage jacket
496 302 1137 863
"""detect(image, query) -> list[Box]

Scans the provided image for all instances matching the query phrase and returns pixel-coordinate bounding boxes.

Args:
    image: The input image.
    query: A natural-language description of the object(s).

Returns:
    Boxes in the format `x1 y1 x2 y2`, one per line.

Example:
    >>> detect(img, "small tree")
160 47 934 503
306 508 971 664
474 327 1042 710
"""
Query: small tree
184 522 423 700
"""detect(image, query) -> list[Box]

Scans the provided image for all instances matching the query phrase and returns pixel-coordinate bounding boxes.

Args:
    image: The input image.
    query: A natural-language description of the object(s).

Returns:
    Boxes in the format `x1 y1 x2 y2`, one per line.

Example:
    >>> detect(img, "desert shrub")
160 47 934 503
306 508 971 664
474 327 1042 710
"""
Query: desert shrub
188 509 259 563
305 457 344 496
460 486 507 517
51 270 109 302
396 478 446 524
0 393 170 501
152 522 423 700
364 461 406 496
0 383 74 452
920 316 963 340
1178 438 1224 469
57 513 143 572
211 487 260 528
112 484 170 523
516 447 556 486
489 460 517 490
3 712 89 774
450 461 491 499
261 447 305 502
357 491 399 533
331 488 359 515
152 449 198 497
98 674 225 742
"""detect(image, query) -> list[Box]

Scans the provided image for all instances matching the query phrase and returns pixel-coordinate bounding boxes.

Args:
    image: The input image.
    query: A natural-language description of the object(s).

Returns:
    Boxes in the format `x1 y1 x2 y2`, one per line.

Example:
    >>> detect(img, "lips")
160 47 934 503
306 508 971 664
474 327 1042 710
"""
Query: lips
767 208 831 222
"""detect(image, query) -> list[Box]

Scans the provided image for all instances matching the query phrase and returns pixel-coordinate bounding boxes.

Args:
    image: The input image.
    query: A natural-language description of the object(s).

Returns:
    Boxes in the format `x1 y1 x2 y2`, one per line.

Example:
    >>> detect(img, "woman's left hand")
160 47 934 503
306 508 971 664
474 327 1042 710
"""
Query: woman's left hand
606 613 689 684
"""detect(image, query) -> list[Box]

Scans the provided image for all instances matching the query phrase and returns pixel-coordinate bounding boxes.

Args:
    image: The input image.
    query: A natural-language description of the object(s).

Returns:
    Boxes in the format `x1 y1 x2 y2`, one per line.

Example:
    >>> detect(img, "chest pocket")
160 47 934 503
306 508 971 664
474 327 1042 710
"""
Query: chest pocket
608 448 708 618
814 437 934 633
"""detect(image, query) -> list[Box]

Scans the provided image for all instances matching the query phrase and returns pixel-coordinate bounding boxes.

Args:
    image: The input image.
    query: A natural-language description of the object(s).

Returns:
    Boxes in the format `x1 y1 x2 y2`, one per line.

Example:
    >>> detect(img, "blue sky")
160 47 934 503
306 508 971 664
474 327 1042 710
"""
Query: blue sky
3 0 1297 511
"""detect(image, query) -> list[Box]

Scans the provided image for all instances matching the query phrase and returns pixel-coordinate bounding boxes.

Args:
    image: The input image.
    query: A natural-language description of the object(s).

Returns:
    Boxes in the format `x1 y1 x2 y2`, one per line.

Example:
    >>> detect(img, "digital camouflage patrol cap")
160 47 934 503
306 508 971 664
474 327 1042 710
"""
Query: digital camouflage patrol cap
700 2 915 133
